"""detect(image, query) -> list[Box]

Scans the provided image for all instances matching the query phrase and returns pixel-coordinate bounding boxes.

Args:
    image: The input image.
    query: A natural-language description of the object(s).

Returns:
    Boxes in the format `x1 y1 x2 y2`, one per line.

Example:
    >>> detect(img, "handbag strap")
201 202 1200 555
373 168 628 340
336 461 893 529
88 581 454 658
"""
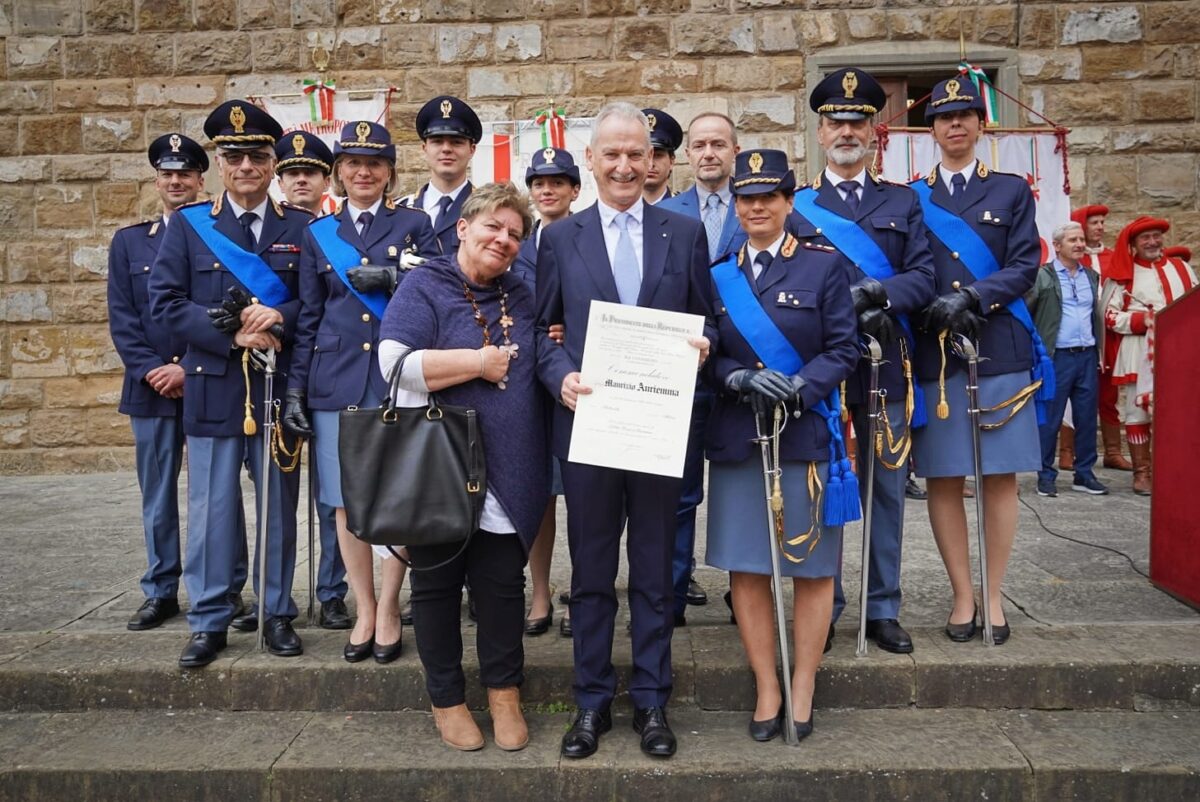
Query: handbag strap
466 409 482 492
385 531 474 572
384 345 443 420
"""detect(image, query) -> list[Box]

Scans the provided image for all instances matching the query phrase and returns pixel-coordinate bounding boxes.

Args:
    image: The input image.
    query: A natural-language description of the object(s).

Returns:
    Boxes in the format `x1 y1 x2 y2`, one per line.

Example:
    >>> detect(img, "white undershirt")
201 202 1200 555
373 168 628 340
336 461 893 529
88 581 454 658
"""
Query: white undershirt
223 194 268 242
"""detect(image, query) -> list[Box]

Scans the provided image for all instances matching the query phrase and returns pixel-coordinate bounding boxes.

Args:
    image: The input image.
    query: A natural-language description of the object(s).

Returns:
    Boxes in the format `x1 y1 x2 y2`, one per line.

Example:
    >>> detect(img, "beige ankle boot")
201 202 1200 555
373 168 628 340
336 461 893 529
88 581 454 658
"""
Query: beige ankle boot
487 687 529 751
431 704 485 751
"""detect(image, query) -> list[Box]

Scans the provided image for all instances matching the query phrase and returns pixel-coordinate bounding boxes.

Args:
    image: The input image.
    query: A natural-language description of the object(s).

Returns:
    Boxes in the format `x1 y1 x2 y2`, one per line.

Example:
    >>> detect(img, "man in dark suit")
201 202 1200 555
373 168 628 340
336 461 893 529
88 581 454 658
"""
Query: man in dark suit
110 133 250 632
399 95 481 254
536 102 714 760
150 100 313 668
658 111 747 623
789 67 937 655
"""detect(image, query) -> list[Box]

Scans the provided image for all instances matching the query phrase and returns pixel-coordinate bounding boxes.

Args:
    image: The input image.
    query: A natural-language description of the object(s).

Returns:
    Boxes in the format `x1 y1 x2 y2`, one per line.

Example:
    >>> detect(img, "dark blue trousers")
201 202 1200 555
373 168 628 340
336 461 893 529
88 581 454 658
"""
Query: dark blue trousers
1039 346 1100 483
672 387 713 617
562 461 680 711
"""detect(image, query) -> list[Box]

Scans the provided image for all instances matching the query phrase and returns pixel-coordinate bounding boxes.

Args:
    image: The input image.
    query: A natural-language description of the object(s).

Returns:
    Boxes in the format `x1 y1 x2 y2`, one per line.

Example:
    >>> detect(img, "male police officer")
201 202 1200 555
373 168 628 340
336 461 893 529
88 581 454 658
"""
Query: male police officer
150 100 313 667
791 68 936 654
641 108 683 206
272 130 351 630
111 133 250 630
401 95 482 253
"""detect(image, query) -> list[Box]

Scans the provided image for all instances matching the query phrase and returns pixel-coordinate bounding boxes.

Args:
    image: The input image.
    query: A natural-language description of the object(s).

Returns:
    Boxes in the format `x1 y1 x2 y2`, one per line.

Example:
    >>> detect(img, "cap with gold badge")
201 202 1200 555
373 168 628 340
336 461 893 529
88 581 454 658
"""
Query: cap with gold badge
274 130 333 175
415 95 482 144
924 75 986 122
148 132 209 172
730 149 796 196
333 120 396 163
642 108 683 153
525 146 581 187
809 67 887 121
203 99 284 149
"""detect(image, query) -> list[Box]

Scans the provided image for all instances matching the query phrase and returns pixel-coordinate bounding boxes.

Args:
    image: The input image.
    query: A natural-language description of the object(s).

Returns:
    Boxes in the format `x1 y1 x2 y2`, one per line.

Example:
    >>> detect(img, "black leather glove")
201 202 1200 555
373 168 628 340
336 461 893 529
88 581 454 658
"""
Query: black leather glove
346 264 398 295
282 388 313 438
849 277 888 315
727 368 793 416
923 288 983 339
207 287 284 340
785 375 808 411
857 306 898 348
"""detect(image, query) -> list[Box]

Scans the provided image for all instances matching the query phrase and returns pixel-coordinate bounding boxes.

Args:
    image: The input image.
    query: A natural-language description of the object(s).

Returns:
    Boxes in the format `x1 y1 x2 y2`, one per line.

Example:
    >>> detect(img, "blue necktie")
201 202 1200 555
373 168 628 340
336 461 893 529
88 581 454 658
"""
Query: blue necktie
435 195 453 226
703 192 723 261
613 212 641 305
951 173 966 196
357 211 373 240
754 250 773 292
238 211 257 250
839 180 860 214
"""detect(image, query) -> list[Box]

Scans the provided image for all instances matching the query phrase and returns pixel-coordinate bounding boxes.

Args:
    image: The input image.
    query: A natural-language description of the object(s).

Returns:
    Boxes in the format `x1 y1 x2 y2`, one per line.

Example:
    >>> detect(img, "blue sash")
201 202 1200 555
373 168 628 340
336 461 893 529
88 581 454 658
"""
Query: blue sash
911 179 1055 424
793 188 926 427
308 215 390 319
711 253 860 526
177 203 291 308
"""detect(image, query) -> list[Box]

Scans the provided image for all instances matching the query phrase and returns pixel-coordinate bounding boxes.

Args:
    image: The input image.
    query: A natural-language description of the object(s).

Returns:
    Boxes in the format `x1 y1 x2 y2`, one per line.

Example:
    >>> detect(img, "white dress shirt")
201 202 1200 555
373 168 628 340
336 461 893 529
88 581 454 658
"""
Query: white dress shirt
597 197 645 280
421 180 468 225
224 194 268 242
746 234 785 280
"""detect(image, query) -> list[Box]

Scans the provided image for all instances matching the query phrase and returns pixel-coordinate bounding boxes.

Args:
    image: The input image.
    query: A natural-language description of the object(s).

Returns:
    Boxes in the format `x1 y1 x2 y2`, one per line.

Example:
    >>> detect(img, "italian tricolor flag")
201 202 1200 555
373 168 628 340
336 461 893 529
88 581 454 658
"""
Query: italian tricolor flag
959 62 998 126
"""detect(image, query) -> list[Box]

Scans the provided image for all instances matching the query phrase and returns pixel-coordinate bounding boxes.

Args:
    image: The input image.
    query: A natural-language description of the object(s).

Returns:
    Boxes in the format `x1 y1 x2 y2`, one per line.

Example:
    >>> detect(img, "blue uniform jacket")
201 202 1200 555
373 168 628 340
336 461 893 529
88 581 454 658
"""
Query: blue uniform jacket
910 166 1040 380
148 194 311 438
107 217 188 417
786 174 936 404
290 200 439 409
510 219 541 292
706 236 860 464
535 202 717 460
402 182 472 255
658 186 748 262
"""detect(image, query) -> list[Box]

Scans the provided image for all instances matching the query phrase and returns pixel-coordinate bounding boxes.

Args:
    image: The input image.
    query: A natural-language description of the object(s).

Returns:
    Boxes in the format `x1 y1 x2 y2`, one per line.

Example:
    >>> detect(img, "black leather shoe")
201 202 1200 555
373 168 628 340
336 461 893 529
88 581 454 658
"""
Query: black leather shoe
400 605 413 626
904 475 928 500
749 706 783 742
824 624 834 654
674 613 687 628
723 590 737 625
319 598 353 630
343 637 374 663
373 638 403 664
178 631 227 668
127 597 180 631
263 616 303 657
945 607 978 642
560 616 573 638
561 708 612 759
990 621 1011 645
793 714 814 741
230 607 257 633
229 596 246 619
686 577 708 606
633 706 677 757
524 602 553 636
558 591 570 605
865 619 914 654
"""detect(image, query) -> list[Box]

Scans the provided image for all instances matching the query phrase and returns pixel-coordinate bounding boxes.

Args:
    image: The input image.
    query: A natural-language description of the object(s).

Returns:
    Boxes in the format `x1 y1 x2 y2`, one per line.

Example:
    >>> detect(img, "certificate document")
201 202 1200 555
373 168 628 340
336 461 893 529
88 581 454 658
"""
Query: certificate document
568 300 704 478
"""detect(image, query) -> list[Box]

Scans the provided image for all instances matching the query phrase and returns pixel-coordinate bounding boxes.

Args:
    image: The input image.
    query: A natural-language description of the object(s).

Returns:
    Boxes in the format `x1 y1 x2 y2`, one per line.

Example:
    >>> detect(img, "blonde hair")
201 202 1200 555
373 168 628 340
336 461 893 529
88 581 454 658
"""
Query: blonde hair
460 182 534 241
330 154 398 198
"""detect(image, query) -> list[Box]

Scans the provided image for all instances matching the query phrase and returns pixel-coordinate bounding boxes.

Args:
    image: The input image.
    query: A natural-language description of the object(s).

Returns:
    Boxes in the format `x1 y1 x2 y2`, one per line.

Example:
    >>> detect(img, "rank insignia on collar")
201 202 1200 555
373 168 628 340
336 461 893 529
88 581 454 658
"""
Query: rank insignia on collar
976 161 989 179
780 233 798 258
440 99 453 119
230 105 246 134
811 172 822 190
148 221 160 236
926 170 938 187
293 133 306 156
169 134 181 153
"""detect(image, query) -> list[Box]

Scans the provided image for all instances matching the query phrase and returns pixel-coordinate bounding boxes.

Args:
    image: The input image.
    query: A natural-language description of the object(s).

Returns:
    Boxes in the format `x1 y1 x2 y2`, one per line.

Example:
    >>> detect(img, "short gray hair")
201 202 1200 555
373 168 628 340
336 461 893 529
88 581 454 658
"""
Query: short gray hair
590 102 650 149
1052 222 1084 244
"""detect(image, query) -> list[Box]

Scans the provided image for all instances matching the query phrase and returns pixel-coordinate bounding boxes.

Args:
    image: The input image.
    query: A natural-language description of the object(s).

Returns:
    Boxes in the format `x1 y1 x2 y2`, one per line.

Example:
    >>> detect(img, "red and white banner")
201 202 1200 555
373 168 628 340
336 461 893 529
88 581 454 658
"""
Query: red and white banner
473 115 597 209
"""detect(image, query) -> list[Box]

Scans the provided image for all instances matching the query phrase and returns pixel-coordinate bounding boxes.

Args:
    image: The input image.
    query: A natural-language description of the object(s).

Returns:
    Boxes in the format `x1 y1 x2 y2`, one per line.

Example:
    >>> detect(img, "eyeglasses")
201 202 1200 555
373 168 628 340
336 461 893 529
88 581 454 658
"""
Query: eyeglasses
219 151 274 167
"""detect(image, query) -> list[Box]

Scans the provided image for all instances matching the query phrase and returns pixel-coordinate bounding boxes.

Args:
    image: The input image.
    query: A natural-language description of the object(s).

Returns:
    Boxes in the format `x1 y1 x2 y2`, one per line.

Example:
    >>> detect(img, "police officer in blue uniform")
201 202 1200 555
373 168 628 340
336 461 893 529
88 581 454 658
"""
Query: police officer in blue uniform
150 100 313 667
642 108 682 205
283 121 438 664
110 134 250 631
401 95 483 254
790 67 937 654
911 77 1044 645
272 130 351 630
705 149 859 741
513 146 580 637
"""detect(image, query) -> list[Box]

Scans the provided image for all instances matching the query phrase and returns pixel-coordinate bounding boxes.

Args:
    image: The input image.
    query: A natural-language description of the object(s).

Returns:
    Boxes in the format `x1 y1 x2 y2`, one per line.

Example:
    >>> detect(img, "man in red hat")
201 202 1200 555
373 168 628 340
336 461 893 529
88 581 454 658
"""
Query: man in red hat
1068 204 1131 471
1102 217 1197 494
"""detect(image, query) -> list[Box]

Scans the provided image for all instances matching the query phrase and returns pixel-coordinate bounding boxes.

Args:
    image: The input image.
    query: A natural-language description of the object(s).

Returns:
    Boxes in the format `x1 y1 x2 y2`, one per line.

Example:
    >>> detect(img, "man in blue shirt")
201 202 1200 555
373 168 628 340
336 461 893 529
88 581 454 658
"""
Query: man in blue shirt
1026 222 1108 497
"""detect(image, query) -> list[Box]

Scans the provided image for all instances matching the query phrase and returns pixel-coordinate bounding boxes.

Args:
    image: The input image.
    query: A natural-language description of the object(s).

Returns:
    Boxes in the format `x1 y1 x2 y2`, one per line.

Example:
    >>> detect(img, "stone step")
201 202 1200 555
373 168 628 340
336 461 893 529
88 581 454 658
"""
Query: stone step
2 623 1198 714
1 708 1197 801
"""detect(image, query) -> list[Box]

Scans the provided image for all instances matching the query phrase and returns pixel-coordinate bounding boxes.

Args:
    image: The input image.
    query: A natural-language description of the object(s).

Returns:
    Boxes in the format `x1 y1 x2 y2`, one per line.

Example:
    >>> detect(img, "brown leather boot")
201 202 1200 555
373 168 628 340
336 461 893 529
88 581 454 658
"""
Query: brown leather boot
1058 424 1074 470
1129 440 1152 496
487 687 529 751
431 704 485 751
1102 421 1133 471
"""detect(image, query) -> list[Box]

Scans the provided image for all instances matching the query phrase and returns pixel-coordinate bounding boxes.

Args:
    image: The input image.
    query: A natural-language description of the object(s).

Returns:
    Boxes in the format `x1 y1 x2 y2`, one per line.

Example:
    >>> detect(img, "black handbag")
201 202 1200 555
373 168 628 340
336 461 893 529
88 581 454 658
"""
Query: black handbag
338 351 486 568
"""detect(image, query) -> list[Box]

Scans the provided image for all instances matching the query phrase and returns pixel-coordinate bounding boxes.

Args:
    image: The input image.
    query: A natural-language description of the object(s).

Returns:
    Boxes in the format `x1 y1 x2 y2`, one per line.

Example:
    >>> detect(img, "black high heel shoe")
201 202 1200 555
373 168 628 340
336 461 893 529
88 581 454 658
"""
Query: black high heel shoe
749 706 783 742
524 602 553 636
945 606 979 642
373 638 403 664
343 636 374 663
793 714 814 741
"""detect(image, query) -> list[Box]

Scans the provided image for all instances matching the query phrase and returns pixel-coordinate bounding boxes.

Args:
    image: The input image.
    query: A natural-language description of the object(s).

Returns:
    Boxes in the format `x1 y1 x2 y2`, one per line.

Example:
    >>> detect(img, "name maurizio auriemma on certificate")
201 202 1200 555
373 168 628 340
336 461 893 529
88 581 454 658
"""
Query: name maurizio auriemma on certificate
568 300 704 478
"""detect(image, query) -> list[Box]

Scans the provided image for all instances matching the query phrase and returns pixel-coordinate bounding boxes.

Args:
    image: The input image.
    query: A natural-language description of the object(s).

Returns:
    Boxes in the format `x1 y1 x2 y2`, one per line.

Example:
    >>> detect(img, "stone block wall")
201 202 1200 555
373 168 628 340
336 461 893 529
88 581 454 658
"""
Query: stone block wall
0 0 1197 473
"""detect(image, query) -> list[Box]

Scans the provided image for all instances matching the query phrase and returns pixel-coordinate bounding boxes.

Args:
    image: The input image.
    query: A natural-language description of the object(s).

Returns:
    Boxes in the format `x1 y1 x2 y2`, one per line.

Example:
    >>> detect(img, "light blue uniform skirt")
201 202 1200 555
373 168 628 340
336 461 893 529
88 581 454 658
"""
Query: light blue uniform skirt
912 369 1041 478
706 459 842 579
312 383 386 508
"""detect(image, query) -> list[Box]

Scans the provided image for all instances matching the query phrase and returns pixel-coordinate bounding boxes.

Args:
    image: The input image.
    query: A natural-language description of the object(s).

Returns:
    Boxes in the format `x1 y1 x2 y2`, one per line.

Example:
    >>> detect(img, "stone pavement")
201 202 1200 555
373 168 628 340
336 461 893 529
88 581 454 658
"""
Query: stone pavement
1 465 1198 800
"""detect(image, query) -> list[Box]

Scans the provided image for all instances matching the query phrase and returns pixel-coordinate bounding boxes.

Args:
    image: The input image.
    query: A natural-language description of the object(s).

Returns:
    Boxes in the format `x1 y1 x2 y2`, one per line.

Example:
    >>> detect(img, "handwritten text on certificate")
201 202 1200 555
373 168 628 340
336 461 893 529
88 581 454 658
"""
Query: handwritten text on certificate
568 301 704 478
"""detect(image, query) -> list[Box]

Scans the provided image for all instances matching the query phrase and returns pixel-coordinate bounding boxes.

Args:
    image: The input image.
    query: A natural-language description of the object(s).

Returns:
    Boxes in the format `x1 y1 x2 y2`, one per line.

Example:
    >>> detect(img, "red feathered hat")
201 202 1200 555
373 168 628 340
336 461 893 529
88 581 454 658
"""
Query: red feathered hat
1110 216 1170 281
1164 245 1192 263
1071 204 1109 226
